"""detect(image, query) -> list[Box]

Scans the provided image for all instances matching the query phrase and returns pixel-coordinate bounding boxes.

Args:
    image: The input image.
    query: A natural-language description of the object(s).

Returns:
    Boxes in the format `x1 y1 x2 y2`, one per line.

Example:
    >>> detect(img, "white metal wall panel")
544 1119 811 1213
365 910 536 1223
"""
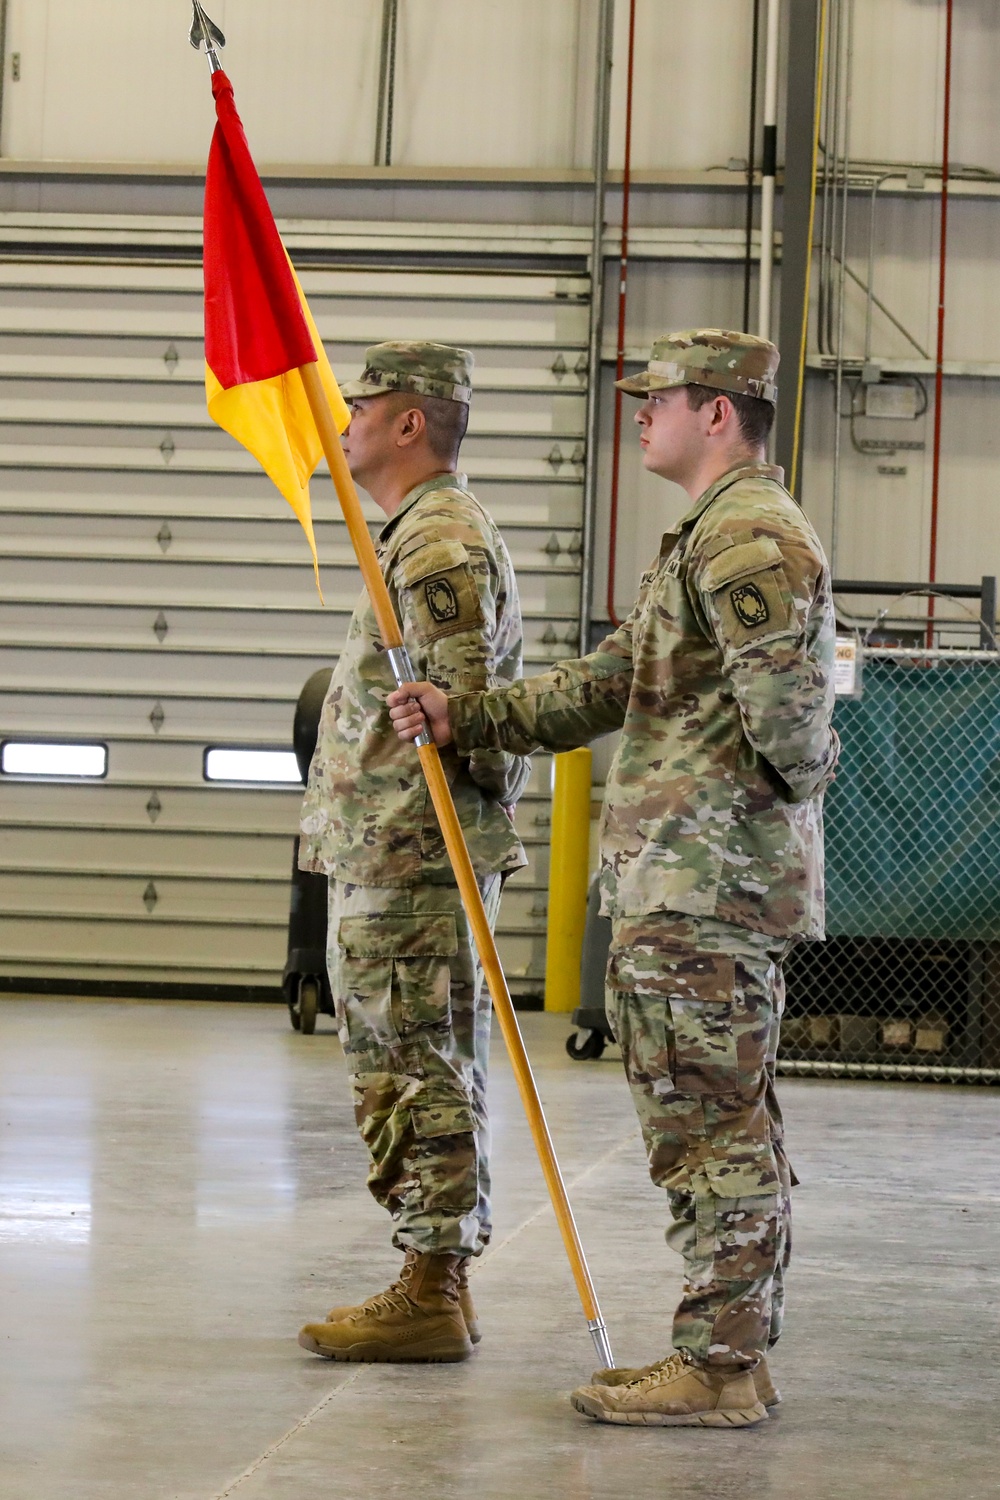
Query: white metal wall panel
1 0 380 166
1 0 593 170
801 185 1000 593
3 3 999 191
844 0 1000 170
1 0 758 173
0 233 589 995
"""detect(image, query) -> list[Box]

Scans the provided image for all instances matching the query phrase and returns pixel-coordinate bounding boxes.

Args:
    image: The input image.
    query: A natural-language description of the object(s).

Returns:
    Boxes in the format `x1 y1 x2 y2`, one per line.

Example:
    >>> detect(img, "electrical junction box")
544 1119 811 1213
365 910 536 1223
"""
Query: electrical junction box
864 382 919 420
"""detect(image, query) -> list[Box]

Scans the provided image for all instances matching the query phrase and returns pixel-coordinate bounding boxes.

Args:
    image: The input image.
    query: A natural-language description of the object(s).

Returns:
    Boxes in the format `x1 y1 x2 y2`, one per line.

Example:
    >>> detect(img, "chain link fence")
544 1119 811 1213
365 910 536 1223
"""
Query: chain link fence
781 647 1000 1083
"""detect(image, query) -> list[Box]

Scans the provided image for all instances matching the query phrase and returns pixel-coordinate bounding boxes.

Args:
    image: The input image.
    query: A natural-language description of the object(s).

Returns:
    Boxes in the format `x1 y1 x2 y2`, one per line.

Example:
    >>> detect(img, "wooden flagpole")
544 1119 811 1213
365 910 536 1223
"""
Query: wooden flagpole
189 0 611 1365
297 362 613 1368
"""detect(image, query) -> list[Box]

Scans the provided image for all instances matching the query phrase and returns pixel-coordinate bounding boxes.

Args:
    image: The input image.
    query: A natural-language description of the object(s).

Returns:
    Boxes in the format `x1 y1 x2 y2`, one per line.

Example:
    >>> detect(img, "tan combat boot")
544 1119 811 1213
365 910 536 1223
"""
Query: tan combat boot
325 1255 481 1344
571 1351 767 1428
298 1249 473 1363
591 1353 780 1408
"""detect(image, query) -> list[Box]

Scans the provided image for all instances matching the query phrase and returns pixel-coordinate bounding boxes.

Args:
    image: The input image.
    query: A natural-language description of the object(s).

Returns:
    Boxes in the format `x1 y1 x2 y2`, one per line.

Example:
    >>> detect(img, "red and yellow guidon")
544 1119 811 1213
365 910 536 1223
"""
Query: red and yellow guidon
203 70 349 599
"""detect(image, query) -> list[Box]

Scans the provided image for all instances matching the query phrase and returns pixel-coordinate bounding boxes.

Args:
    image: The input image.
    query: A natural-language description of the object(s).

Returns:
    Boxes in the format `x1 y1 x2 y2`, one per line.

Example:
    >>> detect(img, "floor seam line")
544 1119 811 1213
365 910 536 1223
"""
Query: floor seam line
209 1122 639 1496
208 1367 368 1500
470 1125 640 1277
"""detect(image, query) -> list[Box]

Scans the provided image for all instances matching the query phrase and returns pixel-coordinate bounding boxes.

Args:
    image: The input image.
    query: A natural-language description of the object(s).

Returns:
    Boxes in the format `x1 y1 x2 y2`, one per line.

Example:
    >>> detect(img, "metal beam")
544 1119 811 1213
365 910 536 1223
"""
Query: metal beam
374 0 399 167
807 355 1000 381
0 0 9 155
775 0 822 490
0 212 779 264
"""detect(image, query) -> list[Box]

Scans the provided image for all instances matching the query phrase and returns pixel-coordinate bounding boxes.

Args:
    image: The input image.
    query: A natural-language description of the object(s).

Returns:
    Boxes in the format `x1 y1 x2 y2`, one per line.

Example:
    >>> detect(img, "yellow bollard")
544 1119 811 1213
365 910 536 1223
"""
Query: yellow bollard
544 747 593 1012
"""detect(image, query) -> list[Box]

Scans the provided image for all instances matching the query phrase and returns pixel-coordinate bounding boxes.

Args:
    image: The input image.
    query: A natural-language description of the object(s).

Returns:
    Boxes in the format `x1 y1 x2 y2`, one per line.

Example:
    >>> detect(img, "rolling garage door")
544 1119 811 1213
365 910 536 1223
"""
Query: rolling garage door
0 216 590 998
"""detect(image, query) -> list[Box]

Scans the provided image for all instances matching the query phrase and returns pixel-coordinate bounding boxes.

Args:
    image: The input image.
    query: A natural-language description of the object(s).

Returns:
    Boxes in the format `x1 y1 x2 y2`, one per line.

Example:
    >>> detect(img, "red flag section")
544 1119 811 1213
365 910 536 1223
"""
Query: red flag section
204 70 316 387
202 69 349 596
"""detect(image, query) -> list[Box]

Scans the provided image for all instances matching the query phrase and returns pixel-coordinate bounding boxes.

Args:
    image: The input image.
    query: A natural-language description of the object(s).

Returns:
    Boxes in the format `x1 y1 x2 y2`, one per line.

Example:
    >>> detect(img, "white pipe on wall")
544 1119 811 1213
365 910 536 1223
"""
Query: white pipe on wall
757 0 781 340
577 0 615 653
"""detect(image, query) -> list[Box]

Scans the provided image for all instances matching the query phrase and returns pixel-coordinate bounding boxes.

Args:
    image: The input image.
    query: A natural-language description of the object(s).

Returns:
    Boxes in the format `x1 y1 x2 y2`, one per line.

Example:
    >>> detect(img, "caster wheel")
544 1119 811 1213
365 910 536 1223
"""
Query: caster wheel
288 1000 302 1032
298 977 319 1035
565 1028 606 1061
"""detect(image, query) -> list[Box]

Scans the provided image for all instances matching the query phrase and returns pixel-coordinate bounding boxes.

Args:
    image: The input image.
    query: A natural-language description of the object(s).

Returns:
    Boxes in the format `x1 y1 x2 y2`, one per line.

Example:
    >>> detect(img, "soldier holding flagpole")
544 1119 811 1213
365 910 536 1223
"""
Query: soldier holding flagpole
190 0 614 1370
295 343 531 1363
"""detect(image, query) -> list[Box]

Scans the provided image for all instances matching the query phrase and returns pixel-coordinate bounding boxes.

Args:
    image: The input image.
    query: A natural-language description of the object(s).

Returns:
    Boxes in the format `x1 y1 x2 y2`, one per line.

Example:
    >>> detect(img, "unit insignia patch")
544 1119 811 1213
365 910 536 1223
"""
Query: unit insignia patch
730 582 770 629
425 577 460 624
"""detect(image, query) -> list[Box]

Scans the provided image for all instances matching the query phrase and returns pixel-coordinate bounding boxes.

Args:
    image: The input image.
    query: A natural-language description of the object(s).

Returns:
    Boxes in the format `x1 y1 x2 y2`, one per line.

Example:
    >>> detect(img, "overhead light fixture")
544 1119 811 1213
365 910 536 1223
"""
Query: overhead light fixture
1 741 108 778
203 747 301 785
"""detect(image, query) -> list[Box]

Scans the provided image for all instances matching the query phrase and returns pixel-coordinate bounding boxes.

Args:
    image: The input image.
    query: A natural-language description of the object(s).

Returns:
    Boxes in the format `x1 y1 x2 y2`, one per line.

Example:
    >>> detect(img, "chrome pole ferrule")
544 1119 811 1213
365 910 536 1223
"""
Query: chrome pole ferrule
587 1317 614 1371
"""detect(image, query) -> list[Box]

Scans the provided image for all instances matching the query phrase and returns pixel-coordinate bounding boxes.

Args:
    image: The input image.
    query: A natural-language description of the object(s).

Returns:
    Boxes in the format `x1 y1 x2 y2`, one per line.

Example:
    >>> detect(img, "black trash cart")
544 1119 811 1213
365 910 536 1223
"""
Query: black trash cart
565 875 615 1060
282 667 335 1034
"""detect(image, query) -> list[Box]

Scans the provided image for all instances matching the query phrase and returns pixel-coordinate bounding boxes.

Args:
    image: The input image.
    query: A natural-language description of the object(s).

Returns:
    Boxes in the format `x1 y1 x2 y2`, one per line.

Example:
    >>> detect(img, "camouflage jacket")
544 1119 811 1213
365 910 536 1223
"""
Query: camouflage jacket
300 473 529 885
449 463 839 938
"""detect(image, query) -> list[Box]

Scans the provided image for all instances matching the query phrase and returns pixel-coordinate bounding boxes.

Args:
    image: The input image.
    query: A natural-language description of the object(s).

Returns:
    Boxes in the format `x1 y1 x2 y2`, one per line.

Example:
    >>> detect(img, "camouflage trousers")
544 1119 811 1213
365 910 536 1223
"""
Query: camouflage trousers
607 912 793 1373
326 875 501 1258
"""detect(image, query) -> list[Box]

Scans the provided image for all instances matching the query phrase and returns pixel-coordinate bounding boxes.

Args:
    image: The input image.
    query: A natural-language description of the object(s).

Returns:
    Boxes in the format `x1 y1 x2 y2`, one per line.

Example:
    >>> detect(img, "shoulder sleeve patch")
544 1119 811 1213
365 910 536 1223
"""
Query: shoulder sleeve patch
396 539 485 645
699 536 795 650
729 580 774 631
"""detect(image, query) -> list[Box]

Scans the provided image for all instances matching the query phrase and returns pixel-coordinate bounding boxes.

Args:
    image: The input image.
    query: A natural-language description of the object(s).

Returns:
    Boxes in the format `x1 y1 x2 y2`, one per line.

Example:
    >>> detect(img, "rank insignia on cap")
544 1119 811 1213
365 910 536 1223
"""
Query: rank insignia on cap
425 577 460 624
731 582 770 628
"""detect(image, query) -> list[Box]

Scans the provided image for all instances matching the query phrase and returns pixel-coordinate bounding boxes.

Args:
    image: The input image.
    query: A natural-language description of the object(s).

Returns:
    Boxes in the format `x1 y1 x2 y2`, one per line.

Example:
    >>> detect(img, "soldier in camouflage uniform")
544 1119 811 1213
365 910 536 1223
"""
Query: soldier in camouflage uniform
389 330 839 1423
296 341 530 1364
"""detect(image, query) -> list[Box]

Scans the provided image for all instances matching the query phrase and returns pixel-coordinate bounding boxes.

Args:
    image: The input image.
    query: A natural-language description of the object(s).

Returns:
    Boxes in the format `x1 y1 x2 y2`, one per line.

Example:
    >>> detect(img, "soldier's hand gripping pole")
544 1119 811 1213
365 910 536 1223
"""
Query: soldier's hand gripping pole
296 360 613 1369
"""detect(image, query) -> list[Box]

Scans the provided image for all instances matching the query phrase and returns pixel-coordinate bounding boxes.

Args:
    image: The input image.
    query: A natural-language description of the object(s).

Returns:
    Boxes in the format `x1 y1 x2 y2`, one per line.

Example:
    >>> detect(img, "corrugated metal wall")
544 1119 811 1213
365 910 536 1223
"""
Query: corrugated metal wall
0 222 590 995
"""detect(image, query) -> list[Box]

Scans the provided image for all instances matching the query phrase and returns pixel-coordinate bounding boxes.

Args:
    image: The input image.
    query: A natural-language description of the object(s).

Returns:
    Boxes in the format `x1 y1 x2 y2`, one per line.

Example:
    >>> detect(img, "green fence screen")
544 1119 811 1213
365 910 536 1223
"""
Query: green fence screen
782 650 1000 1082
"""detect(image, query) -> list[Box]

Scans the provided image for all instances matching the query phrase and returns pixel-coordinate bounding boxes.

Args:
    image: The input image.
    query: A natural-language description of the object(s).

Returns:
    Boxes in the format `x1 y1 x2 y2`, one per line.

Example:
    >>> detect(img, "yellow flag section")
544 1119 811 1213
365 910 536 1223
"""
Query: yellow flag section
205 270 349 602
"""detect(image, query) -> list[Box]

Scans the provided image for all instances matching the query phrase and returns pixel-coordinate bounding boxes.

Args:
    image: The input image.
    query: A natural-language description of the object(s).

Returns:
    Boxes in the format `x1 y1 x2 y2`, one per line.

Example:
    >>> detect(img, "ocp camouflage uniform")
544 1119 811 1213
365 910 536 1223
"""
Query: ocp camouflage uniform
447 330 839 1370
300 342 529 1259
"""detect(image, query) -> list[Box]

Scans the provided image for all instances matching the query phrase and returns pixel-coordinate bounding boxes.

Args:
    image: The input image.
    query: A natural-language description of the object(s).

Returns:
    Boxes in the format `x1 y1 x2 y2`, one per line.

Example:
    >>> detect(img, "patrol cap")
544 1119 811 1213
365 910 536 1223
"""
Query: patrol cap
615 328 779 405
339 340 474 405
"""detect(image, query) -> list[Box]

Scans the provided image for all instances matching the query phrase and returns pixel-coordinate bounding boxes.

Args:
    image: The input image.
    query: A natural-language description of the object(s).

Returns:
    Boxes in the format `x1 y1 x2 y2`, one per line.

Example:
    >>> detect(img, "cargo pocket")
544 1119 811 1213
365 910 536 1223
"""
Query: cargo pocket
703 1146 780 1203
608 945 738 1098
668 988 738 1099
701 1154 781 1282
338 913 459 1046
409 1086 478 1213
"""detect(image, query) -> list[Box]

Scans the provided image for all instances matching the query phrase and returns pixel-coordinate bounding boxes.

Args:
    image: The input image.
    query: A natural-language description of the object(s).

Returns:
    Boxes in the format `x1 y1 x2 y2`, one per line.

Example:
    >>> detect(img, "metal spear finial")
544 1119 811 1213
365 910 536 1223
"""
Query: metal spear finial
189 1 225 73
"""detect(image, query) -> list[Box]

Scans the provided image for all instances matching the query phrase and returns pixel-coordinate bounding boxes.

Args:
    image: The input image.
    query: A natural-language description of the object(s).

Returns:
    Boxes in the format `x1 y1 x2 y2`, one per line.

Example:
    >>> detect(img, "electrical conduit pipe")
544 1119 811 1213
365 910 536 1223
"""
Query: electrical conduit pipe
758 0 781 339
927 0 954 647
605 0 636 629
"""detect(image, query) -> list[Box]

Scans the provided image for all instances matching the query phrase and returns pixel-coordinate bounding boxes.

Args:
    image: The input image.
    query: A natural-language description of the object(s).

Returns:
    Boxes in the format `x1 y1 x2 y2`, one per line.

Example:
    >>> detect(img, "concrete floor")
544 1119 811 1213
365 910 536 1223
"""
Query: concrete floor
0 1000 997 1500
